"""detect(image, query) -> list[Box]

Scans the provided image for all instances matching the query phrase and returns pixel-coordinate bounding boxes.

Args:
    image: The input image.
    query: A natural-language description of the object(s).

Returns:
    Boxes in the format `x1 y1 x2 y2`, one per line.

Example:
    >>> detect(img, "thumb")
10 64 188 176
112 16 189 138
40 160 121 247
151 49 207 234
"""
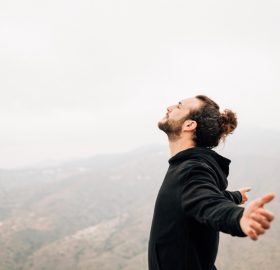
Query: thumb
243 187 252 192
258 192 276 207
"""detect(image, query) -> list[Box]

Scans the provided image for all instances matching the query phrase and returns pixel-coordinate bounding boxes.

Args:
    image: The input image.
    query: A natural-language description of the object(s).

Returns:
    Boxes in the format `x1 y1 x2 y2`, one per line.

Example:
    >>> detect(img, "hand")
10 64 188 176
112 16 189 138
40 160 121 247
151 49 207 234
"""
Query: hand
240 193 276 240
238 187 251 204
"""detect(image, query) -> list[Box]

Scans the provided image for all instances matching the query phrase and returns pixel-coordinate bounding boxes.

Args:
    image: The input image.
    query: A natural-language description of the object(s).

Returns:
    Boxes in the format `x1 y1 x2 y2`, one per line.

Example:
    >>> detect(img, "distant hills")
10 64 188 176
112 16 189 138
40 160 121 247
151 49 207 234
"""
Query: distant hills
0 130 279 270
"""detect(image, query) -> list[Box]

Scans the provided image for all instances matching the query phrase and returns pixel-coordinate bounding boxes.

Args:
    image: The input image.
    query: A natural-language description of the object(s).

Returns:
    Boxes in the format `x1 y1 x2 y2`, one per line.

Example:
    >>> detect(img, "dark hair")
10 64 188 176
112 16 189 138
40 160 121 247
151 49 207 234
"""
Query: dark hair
186 95 238 148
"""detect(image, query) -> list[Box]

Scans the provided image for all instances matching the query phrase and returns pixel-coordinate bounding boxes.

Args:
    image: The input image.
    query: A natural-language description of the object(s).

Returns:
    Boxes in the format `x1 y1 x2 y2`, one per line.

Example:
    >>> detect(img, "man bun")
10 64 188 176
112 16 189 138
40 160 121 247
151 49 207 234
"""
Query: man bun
218 109 238 139
186 95 238 148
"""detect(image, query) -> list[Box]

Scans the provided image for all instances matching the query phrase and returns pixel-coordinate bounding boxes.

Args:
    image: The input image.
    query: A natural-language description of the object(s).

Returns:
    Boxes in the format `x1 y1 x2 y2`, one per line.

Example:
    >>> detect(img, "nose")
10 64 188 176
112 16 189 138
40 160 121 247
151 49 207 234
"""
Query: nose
167 105 175 113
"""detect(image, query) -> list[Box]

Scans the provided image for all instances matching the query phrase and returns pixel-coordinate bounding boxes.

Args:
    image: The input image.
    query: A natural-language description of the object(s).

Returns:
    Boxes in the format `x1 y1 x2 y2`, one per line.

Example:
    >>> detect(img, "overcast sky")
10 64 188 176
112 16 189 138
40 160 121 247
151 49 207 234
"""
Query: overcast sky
1 0 280 168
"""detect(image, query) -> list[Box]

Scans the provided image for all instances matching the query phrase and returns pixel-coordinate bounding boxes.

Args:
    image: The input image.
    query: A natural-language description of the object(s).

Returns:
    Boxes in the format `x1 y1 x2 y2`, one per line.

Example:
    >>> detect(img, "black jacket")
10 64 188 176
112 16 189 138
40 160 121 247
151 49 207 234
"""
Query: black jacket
148 147 247 270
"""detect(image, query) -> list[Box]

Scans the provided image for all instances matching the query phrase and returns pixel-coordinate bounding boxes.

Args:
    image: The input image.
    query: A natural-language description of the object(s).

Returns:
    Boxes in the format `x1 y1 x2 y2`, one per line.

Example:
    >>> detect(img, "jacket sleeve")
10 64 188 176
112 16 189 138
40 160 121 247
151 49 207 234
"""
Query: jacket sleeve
222 190 242 204
181 165 247 237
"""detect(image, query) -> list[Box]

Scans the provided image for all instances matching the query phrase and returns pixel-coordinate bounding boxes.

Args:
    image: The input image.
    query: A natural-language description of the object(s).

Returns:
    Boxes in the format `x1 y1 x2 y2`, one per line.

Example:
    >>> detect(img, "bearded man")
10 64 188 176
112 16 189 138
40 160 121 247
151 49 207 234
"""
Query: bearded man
148 95 275 270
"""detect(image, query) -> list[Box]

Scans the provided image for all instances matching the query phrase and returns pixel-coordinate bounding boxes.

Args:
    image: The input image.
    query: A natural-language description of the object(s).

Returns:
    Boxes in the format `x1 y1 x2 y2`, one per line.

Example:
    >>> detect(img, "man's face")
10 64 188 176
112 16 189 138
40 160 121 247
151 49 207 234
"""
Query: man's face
158 97 201 141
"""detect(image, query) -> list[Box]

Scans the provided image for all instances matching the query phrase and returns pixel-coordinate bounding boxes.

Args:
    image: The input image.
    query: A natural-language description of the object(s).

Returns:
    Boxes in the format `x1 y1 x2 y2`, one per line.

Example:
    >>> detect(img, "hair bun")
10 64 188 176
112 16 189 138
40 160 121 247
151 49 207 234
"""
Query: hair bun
218 109 238 137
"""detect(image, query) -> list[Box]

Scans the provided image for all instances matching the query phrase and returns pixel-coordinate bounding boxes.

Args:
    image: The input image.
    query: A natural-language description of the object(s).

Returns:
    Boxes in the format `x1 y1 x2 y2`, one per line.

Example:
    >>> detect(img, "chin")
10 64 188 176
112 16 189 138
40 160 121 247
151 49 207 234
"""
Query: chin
158 117 167 125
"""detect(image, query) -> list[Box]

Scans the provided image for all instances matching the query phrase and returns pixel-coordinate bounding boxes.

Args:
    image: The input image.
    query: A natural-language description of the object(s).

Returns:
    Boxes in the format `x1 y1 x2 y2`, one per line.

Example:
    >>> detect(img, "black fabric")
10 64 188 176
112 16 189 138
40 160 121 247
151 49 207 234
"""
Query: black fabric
222 190 242 204
148 146 246 270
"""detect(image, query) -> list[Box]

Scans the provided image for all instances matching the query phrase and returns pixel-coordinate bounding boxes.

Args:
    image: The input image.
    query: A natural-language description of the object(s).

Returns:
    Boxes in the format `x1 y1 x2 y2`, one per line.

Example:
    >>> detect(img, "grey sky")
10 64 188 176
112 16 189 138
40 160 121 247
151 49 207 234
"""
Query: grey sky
1 0 280 168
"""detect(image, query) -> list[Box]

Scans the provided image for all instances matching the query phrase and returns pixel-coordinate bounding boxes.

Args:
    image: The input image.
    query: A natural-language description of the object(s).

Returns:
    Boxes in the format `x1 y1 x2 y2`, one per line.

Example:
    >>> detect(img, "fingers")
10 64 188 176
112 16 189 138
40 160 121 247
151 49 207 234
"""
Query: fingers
250 220 266 235
258 208 275 222
251 212 270 229
247 218 268 241
248 229 258 241
239 187 251 204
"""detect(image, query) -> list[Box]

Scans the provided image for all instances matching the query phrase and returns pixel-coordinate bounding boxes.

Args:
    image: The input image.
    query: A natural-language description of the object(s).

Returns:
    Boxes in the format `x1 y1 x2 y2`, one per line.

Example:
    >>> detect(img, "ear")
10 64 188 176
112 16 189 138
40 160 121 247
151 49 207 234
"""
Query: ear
182 120 197 132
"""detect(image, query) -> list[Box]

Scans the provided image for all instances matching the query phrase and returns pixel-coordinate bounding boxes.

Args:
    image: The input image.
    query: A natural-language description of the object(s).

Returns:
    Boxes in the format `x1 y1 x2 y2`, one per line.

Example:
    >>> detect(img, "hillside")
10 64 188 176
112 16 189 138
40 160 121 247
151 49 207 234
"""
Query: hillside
0 137 279 270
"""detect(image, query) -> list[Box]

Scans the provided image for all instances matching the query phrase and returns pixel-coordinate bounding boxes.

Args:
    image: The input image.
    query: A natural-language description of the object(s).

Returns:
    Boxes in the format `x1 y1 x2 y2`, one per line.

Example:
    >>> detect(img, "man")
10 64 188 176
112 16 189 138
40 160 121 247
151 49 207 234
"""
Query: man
148 95 275 270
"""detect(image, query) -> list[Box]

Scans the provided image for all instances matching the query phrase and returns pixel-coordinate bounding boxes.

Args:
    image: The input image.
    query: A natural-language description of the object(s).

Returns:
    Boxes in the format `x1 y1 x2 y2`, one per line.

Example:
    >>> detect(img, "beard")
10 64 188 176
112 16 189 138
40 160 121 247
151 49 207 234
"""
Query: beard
158 116 187 142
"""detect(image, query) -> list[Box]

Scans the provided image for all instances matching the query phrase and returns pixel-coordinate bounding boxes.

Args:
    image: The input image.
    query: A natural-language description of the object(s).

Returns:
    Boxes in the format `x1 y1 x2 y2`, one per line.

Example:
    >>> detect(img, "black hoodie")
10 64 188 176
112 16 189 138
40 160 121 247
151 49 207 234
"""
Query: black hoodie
148 147 247 270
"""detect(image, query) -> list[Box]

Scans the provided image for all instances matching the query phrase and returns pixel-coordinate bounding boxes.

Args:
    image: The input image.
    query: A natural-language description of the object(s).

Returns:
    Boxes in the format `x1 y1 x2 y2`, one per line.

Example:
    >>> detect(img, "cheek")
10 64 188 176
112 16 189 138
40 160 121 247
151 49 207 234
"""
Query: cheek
172 110 183 119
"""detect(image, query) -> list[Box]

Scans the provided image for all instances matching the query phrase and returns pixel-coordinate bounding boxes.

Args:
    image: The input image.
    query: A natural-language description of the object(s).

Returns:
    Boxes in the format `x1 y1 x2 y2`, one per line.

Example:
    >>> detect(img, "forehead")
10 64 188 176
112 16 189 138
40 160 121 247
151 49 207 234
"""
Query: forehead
180 97 202 110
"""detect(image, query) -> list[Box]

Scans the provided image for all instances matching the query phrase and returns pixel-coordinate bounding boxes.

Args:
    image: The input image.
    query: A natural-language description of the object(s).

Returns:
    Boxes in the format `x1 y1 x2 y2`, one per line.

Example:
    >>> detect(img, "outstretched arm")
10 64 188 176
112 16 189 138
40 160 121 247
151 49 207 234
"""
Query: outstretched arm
181 166 275 239
181 165 247 236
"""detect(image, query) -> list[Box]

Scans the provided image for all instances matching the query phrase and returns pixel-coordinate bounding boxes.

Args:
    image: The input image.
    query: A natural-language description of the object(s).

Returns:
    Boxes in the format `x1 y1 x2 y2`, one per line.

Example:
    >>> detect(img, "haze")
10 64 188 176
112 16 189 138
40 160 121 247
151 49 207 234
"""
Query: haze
1 0 280 168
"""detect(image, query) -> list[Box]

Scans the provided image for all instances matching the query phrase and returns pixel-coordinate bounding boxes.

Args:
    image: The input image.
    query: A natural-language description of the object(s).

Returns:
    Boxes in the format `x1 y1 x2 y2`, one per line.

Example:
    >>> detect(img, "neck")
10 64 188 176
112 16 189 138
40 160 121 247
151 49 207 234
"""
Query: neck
168 137 195 157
